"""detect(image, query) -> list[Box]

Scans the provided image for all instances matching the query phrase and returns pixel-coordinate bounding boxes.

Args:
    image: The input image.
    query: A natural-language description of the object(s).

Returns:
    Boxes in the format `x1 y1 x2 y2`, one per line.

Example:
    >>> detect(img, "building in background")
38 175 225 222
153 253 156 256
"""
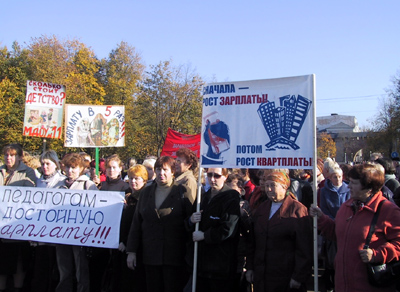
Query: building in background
317 114 367 163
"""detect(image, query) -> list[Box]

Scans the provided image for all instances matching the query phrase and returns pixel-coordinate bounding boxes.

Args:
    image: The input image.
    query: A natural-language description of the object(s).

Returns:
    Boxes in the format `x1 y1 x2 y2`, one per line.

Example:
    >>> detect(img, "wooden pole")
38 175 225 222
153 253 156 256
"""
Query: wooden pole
312 74 319 292
191 167 203 292
42 138 47 153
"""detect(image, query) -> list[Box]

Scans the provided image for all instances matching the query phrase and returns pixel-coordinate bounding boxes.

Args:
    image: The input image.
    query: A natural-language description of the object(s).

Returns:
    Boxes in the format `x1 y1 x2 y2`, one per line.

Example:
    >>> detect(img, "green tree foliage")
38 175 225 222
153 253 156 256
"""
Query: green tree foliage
366 71 400 157
134 61 203 156
99 41 145 159
66 44 105 105
28 36 105 105
317 132 337 160
0 36 204 161
0 42 42 153
25 35 107 154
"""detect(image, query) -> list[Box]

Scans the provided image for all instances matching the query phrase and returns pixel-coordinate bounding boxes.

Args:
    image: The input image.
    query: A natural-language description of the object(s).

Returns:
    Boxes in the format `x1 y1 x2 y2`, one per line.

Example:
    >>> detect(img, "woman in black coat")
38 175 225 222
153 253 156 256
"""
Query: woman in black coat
126 156 194 292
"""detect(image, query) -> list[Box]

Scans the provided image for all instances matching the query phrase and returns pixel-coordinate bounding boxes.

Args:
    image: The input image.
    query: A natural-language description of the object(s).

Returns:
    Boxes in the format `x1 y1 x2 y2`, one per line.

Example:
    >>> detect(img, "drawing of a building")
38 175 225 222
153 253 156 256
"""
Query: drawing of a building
258 95 312 150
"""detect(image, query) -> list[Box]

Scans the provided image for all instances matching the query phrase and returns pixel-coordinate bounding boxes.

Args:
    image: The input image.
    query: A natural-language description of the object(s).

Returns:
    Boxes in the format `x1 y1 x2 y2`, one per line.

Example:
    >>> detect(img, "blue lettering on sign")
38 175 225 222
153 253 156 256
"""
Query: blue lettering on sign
203 97 219 106
203 84 236 95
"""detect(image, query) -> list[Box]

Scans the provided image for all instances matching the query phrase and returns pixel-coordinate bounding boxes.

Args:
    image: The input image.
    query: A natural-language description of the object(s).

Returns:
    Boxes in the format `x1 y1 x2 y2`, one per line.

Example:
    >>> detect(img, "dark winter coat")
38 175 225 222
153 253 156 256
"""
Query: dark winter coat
247 195 313 292
126 181 192 266
186 185 241 279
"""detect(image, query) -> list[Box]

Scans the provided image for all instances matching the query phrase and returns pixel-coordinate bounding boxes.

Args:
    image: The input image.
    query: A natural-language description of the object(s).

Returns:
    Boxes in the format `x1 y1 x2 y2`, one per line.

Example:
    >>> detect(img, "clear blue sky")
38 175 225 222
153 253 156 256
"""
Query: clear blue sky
1 0 399 129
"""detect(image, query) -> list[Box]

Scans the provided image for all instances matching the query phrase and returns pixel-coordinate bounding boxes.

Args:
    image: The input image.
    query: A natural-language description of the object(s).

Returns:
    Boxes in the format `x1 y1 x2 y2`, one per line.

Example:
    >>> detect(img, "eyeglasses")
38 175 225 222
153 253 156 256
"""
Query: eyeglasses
129 177 143 181
207 172 222 179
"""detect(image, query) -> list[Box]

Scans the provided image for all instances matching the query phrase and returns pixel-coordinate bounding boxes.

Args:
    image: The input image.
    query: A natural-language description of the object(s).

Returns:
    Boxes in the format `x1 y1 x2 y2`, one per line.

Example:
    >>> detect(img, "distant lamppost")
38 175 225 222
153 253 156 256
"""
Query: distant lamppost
344 153 347 163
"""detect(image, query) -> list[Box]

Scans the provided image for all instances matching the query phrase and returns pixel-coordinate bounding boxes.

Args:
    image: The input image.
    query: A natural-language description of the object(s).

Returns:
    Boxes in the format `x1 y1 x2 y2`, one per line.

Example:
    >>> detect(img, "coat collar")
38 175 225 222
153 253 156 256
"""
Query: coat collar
0 161 31 178
256 194 298 224
204 184 231 201
344 191 385 214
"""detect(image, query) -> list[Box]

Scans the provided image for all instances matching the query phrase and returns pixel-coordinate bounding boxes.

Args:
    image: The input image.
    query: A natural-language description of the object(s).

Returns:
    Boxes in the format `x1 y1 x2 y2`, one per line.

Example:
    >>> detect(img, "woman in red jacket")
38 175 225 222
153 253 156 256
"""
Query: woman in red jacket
311 163 400 292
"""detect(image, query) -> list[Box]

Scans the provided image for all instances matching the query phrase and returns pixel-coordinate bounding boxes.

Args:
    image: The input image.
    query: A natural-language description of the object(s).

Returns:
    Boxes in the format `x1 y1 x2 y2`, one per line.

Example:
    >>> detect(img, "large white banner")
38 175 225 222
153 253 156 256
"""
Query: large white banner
64 105 125 147
200 75 315 169
23 80 66 139
0 186 124 248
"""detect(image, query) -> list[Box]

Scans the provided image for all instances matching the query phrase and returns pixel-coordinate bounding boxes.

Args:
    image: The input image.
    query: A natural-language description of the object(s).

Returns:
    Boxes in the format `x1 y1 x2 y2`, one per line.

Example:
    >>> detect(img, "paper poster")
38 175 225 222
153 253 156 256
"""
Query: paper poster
200 75 315 169
64 105 125 148
23 80 65 139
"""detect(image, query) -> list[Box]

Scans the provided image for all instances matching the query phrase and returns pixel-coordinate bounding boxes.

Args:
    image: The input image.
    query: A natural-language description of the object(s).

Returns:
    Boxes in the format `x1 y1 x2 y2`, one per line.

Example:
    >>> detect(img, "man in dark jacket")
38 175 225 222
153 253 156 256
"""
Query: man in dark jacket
188 168 240 292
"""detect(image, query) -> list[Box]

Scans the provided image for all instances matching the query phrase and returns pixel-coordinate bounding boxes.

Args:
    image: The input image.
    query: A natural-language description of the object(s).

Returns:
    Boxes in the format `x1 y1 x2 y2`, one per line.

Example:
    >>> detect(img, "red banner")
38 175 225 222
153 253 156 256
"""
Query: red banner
160 128 201 158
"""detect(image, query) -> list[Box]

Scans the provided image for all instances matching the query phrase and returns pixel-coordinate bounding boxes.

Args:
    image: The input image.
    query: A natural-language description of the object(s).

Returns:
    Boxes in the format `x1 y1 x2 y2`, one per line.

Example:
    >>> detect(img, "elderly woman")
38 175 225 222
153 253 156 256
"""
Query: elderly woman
311 163 400 292
142 156 157 187
126 156 193 292
175 147 198 202
56 153 98 292
320 164 351 219
0 144 37 292
319 164 351 291
246 171 313 292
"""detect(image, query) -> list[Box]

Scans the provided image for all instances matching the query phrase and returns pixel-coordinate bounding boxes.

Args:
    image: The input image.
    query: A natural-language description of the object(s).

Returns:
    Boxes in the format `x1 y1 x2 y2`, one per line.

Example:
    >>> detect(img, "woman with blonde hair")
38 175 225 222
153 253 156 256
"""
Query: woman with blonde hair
117 164 149 291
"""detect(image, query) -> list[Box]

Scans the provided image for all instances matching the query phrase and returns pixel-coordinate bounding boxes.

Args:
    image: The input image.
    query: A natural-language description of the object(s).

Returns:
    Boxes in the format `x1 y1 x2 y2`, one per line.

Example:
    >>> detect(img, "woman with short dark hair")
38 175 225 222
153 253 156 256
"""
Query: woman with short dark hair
126 156 194 292
311 163 400 291
175 148 199 203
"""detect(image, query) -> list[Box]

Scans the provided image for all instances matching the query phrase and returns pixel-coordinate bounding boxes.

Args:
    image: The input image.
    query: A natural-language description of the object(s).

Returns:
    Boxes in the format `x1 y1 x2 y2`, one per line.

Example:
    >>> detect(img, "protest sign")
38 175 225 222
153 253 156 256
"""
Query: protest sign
23 80 66 139
160 128 201 158
0 186 124 248
200 75 315 169
64 105 125 147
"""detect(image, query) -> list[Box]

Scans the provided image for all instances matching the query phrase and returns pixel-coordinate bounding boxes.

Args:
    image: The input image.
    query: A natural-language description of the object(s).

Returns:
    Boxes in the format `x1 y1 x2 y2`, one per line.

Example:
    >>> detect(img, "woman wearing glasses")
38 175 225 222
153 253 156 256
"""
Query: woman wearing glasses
188 168 241 292
126 156 194 292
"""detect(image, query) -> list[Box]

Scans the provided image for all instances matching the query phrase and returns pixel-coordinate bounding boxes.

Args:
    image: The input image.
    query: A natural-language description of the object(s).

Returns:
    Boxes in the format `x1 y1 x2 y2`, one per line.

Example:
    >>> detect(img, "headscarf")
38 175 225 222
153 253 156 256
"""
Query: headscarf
265 171 290 189
265 171 296 199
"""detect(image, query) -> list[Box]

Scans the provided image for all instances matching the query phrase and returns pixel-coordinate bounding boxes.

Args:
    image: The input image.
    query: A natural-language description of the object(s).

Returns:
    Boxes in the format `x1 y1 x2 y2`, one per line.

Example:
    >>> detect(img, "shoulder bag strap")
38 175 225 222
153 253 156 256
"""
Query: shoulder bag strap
364 200 386 249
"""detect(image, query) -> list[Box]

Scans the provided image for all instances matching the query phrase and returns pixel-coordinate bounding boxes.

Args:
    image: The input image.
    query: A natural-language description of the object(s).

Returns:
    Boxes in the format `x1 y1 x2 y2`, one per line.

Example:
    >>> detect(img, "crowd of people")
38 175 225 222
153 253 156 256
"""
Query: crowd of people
2 144 400 292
